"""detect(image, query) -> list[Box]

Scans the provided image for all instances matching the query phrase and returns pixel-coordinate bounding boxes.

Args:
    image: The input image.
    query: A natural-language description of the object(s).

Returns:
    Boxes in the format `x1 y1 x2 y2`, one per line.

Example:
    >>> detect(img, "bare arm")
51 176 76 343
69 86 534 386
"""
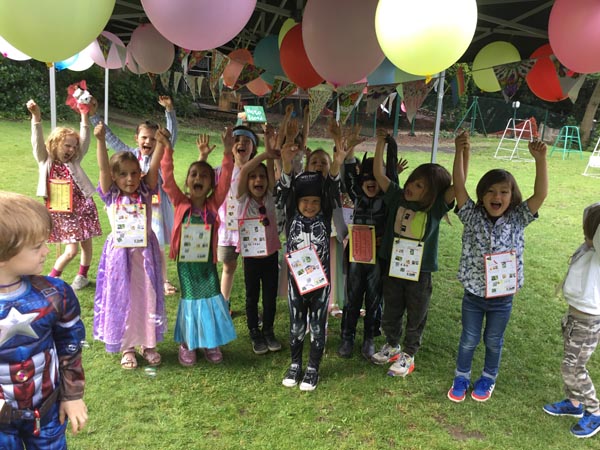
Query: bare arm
276 104 294 148
95 123 112 194
147 127 168 190
526 140 548 215
373 129 391 193
452 131 470 209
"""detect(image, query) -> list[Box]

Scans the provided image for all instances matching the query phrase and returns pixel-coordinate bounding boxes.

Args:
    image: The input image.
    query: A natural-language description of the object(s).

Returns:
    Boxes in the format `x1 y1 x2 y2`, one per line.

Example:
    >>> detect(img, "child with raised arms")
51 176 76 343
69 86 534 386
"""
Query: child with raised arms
371 128 455 377
448 132 548 402
93 122 167 369
27 99 102 290
161 129 237 365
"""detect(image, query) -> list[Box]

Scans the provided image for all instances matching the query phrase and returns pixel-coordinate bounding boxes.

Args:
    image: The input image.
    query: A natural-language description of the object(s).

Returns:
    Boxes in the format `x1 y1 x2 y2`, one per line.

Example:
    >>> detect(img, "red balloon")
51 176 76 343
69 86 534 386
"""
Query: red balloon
280 24 323 90
526 44 568 102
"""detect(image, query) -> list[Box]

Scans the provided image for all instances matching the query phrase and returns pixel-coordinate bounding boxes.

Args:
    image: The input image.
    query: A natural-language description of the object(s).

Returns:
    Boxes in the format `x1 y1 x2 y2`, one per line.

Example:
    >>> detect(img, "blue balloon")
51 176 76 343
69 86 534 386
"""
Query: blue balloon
367 58 396 85
253 35 284 84
55 54 79 71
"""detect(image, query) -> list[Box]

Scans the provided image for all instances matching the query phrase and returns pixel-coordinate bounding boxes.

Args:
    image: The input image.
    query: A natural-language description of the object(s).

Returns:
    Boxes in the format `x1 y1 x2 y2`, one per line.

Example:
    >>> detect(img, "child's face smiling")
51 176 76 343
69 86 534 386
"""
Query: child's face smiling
113 160 142 195
298 196 321 219
186 165 213 200
135 126 157 156
404 178 427 204
482 181 512 218
233 136 254 166
361 179 381 198
248 167 268 200
57 135 78 163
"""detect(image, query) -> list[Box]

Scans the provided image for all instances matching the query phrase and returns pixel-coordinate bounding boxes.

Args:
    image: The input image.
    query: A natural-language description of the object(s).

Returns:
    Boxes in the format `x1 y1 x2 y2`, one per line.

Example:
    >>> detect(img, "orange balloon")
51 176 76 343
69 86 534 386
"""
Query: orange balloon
223 48 253 88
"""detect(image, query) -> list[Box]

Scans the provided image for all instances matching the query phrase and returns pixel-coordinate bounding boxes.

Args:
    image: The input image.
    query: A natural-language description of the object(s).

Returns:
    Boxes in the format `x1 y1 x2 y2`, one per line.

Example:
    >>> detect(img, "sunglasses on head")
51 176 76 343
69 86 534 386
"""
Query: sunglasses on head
258 205 270 227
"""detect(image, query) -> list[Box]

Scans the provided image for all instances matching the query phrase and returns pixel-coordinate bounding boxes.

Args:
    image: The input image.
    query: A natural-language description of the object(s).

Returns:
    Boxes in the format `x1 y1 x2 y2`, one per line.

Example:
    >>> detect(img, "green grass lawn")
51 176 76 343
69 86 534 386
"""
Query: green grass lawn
1 116 599 449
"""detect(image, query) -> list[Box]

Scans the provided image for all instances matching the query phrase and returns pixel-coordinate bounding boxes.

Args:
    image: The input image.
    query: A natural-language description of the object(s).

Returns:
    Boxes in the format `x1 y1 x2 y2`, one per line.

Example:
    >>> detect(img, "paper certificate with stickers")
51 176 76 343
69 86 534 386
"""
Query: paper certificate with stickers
113 203 147 248
484 251 517 298
389 238 423 281
46 179 73 212
226 194 239 231
238 218 268 257
179 224 211 262
348 224 376 264
286 246 329 295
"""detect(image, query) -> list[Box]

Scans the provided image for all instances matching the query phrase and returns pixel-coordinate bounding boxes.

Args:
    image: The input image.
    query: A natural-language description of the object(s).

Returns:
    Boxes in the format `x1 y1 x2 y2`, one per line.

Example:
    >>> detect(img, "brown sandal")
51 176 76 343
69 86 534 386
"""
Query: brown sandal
164 280 178 296
121 350 138 370
139 346 161 366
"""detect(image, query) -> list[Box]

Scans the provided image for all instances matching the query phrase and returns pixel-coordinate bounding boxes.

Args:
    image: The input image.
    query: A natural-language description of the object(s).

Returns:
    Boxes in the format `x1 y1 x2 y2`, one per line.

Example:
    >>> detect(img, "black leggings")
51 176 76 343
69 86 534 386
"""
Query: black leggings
243 252 279 331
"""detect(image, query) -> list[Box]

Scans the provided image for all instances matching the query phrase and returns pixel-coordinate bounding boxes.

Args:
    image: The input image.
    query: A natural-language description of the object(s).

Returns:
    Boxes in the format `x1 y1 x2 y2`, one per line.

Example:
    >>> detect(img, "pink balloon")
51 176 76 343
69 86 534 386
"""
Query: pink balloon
549 0 600 74
141 0 256 51
86 31 126 70
302 0 385 87
128 24 174 74
125 46 147 75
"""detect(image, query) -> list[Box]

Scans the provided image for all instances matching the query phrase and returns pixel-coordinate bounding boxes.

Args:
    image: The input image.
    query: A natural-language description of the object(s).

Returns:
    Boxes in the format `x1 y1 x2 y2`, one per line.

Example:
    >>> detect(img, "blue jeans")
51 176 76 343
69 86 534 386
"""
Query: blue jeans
0 402 67 450
455 290 513 381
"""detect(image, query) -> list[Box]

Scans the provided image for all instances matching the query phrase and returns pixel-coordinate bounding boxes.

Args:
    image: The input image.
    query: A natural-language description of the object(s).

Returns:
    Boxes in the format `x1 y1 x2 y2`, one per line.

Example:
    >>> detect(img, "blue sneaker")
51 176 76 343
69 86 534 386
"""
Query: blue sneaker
571 411 600 438
543 399 584 418
471 376 495 402
447 376 470 403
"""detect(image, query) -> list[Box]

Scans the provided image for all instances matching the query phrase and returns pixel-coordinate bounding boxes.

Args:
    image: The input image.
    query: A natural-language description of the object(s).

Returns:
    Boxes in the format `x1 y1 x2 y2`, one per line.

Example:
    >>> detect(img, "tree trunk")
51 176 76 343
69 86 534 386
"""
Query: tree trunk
580 78 600 148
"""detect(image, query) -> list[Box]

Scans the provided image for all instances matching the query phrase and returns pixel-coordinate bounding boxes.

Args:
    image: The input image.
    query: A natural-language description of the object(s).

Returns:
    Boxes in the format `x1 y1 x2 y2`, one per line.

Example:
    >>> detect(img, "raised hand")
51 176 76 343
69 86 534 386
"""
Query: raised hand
285 118 300 144
455 130 470 154
88 97 98 116
197 133 216 159
376 128 389 141
221 126 235 155
93 122 106 141
26 99 41 122
155 127 172 146
158 95 174 112
397 157 409 174
528 140 547 160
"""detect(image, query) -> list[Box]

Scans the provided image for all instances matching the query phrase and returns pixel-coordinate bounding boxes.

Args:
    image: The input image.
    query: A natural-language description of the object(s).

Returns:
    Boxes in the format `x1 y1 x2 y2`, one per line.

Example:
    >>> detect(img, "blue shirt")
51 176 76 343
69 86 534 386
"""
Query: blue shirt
456 198 537 297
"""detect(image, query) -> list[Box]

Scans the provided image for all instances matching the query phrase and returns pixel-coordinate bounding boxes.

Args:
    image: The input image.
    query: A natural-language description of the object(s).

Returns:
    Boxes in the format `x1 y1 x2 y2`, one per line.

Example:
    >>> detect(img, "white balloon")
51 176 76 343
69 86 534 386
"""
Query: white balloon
68 52 95 71
0 34 30 60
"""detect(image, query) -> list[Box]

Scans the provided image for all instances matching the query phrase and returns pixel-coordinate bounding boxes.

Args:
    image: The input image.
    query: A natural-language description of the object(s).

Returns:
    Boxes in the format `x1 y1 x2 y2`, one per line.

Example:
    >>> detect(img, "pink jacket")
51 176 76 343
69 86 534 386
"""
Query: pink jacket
161 147 234 263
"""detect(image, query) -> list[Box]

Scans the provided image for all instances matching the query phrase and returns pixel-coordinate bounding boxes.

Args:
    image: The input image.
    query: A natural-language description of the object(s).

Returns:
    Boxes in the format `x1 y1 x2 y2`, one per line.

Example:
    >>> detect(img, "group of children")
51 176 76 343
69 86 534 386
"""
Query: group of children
1 96 599 445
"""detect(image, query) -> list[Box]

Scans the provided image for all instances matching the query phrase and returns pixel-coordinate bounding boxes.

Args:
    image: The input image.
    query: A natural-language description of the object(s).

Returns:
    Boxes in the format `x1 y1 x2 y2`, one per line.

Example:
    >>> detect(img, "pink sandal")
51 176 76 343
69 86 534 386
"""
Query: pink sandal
139 346 161 366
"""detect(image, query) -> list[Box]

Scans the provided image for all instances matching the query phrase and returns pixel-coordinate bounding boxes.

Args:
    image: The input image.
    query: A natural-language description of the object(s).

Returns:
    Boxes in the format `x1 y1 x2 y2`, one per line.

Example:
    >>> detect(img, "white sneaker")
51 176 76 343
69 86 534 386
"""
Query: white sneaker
387 352 415 377
71 275 89 290
370 343 401 365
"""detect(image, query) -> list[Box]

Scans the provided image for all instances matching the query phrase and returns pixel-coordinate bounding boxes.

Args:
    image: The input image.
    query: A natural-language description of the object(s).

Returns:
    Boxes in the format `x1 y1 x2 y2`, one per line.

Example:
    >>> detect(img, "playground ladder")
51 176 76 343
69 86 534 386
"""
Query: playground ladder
494 118 533 161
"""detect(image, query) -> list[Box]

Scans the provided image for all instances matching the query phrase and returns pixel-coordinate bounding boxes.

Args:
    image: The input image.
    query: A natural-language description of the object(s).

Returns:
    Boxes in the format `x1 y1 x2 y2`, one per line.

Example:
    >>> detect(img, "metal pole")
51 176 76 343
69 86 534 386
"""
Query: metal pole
431 70 446 163
104 67 109 124
392 94 401 138
49 65 56 130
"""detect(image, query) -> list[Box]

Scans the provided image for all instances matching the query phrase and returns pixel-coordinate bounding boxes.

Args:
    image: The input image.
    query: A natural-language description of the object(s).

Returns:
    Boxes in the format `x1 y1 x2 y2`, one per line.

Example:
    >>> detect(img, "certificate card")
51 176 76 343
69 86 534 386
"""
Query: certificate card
46 179 72 212
388 238 423 281
342 207 354 226
348 224 376 264
484 251 517 298
179 223 212 262
226 194 239 231
239 218 268 257
286 246 329 295
113 203 147 248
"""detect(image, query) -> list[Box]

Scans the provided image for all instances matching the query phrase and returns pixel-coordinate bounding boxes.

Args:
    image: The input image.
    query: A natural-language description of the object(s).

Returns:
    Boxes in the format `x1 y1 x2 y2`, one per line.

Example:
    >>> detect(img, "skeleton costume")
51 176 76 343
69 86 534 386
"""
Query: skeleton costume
276 171 341 372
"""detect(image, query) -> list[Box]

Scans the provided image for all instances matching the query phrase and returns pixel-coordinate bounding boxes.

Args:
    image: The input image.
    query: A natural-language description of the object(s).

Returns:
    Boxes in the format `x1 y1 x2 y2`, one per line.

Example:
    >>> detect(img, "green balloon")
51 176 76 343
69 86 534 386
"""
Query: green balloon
472 41 521 92
0 0 115 62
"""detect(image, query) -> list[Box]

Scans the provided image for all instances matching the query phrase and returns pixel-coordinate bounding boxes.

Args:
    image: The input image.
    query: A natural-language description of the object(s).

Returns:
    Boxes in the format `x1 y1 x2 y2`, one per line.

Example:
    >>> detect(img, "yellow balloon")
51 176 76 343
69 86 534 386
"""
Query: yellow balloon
375 0 477 76
472 41 521 92
0 0 115 62
278 18 296 48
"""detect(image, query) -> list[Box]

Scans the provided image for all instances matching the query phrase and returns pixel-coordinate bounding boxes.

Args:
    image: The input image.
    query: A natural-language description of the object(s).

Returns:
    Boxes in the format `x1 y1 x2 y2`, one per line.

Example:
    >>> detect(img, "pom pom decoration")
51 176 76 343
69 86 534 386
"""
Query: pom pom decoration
66 81 92 114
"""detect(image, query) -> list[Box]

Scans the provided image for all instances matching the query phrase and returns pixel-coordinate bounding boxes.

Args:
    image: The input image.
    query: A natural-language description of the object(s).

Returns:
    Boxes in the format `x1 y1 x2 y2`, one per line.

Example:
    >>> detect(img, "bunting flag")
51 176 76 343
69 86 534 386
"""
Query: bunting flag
196 76 205 97
493 59 536 102
209 50 228 102
175 47 190 72
115 44 127 68
188 51 207 72
267 77 297 108
308 84 333 126
147 73 157 91
366 83 397 114
223 58 244 89
97 34 111 61
565 74 586 103
159 71 170 91
336 82 366 125
185 74 197 99
456 66 466 96
231 63 264 91
402 79 434 124
173 71 183 94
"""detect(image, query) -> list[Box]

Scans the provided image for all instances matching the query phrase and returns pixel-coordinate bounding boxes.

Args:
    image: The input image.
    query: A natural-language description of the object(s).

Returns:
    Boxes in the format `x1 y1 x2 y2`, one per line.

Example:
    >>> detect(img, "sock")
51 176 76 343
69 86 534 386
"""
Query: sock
48 268 62 278
78 265 90 277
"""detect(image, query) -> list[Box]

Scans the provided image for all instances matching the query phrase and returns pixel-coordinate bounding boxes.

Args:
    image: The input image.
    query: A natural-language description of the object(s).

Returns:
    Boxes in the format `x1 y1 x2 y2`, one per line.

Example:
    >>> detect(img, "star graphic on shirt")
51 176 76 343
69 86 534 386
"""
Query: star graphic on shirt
0 307 39 346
